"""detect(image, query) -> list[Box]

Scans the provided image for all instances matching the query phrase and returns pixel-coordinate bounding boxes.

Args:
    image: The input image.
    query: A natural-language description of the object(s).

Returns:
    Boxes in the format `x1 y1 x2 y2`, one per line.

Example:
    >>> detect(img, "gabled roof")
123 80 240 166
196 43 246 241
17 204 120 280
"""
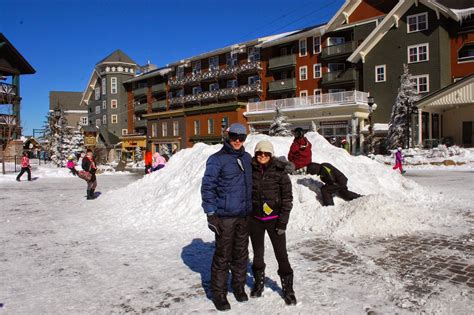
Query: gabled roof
348 0 460 63
50 91 83 111
0 33 36 75
80 69 100 107
97 49 137 65
436 0 474 10
325 0 363 33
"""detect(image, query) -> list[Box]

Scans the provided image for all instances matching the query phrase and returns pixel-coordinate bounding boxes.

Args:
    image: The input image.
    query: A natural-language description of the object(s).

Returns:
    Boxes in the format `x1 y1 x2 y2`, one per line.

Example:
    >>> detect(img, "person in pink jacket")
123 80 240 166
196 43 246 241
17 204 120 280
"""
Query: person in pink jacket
151 152 166 172
393 147 406 174
16 152 31 181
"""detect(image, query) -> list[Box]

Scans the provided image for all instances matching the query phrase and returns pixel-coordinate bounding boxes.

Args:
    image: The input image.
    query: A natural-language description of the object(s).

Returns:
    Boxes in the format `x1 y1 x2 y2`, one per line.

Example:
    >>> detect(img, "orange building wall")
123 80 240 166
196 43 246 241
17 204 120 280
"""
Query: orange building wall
451 33 474 79
349 0 397 23
296 36 322 96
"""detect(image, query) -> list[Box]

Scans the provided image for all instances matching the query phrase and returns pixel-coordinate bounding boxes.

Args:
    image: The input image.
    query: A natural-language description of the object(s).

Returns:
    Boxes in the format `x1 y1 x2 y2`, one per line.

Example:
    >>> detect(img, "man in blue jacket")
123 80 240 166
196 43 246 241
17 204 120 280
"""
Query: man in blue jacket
201 123 252 311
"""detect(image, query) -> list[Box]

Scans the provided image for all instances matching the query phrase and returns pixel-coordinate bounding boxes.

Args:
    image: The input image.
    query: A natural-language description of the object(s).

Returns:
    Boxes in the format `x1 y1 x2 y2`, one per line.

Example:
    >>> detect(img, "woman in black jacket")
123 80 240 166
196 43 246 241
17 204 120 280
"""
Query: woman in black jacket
81 149 97 200
249 140 296 305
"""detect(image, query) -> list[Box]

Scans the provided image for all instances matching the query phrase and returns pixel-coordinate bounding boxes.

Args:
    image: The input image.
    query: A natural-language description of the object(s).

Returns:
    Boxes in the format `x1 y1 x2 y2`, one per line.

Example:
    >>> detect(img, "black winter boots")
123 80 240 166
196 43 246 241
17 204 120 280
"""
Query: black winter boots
251 268 265 298
86 189 95 200
233 288 248 302
212 295 231 311
280 273 297 305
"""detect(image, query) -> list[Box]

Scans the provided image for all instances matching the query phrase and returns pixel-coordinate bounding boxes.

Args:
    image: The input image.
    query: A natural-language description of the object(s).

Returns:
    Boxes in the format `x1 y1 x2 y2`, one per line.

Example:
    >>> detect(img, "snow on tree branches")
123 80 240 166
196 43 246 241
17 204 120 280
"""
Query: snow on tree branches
386 64 418 150
269 105 292 137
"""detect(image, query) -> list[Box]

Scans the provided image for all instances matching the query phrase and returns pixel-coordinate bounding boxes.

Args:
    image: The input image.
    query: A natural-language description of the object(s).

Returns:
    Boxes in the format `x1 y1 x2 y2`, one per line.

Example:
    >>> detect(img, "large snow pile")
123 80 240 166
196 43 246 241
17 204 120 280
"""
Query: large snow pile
101 132 452 239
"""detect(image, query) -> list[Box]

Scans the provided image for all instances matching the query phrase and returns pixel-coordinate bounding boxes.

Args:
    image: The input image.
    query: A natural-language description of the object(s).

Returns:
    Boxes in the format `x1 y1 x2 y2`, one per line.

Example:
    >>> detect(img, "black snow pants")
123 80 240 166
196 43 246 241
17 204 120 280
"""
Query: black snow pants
321 184 361 206
16 167 31 181
249 217 293 276
211 216 249 298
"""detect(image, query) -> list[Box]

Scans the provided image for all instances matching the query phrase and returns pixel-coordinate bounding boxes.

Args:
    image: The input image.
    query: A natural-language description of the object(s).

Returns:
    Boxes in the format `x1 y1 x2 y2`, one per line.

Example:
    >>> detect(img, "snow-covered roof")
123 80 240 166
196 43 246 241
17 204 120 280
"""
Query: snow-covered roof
452 8 474 21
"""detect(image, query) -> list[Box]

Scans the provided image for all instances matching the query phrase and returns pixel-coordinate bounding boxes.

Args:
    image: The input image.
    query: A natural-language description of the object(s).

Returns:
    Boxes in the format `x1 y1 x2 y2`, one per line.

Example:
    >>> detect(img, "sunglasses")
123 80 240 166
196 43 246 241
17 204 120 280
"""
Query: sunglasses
228 132 247 142
255 151 271 157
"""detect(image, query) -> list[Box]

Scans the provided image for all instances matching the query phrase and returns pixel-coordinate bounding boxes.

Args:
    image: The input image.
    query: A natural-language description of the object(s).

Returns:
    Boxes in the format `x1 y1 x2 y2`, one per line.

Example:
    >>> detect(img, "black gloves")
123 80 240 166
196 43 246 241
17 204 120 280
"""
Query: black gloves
207 214 221 235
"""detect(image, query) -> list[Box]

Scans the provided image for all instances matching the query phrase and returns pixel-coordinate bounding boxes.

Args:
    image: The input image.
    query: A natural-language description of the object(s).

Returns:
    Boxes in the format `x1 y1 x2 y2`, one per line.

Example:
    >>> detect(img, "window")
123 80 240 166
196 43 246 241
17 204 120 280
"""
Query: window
177 65 185 79
407 12 428 33
162 122 168 137
102 114 106 125
328 63 345 72
280 47 288 56
408 43 429 63
314 89 322 103
192 86 202 95
102 100 106 109
95 105 100 114
412 75 429 94
327 37 345 46
111 114 118 124
313 36 321 53
300 90 308 98
210 83 219 91
209 56 219 71
248 75 259 85
173 121 179 136
152 123 158 137
101 78 106 95
192 61 201 75
122 129 128 136
222 117 229 130
208 118 214 134
95 87 100 100
299 66 308 80
80 116 88 125
248 47 260 62
313 63 322 78
111 77 117 94
95 118 101 127
458 43 474 62
111 99 117 109
299 39 307 57
375 65 386 82
226 51 238 66
194 120 200 135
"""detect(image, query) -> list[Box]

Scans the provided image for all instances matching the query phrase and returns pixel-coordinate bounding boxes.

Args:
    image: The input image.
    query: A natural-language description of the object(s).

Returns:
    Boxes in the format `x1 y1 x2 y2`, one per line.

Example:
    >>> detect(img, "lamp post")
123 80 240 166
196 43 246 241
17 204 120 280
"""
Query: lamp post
221 117 227 143
367 96 375 155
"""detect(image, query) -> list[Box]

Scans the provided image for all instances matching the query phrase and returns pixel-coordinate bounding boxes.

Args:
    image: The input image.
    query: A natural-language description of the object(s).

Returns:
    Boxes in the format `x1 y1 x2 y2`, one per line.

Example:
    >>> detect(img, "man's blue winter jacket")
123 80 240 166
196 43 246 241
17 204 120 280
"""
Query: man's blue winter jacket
201 141 252 217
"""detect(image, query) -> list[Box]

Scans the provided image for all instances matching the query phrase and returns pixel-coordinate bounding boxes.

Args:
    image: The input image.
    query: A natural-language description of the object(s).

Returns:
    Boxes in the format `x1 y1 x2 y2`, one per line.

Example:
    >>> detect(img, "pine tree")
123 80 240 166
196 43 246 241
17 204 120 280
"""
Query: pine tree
386 64 418 150
135 146 143 162
269 105 292 136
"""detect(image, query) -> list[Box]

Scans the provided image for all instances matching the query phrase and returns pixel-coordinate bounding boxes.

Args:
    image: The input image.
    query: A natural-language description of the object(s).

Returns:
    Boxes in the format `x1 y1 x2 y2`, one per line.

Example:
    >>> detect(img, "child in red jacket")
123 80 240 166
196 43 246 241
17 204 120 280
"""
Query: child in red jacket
288 128 313 174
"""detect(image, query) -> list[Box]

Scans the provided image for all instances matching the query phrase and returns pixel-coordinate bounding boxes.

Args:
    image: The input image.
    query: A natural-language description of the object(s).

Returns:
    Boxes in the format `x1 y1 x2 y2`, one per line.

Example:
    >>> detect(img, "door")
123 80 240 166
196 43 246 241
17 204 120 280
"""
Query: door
462 121 473 146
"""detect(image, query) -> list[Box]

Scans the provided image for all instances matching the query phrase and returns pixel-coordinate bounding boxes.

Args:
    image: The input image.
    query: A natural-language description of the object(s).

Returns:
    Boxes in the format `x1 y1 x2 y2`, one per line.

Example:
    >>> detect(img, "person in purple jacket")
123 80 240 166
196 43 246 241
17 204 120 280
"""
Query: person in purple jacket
393 147 406 174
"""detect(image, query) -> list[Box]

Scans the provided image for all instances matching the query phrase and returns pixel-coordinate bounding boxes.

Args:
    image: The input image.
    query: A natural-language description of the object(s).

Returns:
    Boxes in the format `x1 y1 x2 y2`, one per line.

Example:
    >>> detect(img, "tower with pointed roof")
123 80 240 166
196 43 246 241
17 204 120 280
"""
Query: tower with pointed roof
80 49 138 146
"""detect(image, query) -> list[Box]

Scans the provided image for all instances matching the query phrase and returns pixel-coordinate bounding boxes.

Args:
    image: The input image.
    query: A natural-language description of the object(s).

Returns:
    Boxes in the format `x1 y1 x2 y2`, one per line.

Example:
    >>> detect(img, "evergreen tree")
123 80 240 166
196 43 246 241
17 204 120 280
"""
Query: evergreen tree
269 105 292 136
386 64 418 150
135 146 143 162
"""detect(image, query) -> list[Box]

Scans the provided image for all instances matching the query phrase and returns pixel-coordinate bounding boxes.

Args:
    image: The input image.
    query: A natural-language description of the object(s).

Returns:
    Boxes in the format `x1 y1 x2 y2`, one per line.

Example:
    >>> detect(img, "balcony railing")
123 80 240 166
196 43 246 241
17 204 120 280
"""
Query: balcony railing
135 119 147 128
152 100 166 111
169 82 261 105
268 54 296 70
0 83 17 96
134 103 148 113
321 41 357 59
246 90 369 113
168 61 261 87
134 86 148 96
151 82 166 93
268 78 297 93
322 68 357 84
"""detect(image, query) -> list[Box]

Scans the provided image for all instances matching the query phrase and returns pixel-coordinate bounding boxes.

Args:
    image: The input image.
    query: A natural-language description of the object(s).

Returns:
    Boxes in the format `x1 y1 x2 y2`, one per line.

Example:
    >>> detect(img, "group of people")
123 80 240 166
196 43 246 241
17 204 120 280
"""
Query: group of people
201 124 362 311
144 151 168 174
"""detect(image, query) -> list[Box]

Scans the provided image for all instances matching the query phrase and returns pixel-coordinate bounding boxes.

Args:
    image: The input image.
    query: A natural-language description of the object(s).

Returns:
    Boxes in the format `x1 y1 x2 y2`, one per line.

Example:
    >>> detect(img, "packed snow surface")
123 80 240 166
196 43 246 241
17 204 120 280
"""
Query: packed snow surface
99 132 455 239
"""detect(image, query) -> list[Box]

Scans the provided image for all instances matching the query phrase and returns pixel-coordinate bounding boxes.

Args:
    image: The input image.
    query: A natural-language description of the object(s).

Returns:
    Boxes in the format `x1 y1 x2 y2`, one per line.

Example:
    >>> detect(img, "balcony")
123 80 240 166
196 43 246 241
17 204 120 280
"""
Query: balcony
322 68 357 85
184 94 200 105
219 65 239 79
201 69 220 82
268 78 297 93
169 96 185 106
134 86 148 96
268 55 296 71
246 90 369 113
0 83 18 104
239 61 261 74
152 100 166 111
239 82 262 96
151 82 166 93
134 103 148 113
200 90 219 101
135 119 147 129
321 41 357 59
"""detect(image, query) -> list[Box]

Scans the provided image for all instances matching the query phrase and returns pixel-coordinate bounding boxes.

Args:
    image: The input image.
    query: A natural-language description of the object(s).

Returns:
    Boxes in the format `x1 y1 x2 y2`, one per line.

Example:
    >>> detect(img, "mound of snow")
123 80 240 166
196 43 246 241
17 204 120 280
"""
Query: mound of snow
101 132 447 238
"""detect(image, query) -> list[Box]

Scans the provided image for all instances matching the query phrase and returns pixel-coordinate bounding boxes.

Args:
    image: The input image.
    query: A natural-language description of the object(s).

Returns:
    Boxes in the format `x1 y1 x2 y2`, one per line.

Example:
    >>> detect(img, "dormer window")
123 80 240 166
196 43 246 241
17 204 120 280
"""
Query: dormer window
458 43 474 63
407 12 428 33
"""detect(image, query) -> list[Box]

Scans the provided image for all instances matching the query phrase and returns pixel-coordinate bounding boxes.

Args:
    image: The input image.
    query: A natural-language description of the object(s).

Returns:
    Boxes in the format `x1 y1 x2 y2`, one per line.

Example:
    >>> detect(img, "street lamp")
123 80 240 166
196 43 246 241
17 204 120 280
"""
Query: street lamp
367 96 375 155
221 117 227 143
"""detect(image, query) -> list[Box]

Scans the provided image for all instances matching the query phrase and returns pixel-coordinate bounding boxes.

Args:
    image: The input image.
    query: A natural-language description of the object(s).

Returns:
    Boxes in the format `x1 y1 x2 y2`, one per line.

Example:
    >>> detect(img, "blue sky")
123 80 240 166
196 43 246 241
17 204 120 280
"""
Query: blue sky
1 0 343 135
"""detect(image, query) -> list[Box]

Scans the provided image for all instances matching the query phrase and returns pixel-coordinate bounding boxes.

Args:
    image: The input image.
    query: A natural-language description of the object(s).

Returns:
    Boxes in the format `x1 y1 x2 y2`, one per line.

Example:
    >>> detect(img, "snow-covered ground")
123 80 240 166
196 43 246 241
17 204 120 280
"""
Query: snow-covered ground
0 133 472 314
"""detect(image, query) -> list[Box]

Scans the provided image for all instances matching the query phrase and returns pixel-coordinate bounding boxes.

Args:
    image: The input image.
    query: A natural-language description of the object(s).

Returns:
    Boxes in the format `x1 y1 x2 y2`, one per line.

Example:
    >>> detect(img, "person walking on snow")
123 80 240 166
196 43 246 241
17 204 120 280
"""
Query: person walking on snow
66 155 78 176
151 152 166 172
249 140 297 305
201 123 252 312
393 147 406 174
82 149 98 200
307 162 362 206
16 152 31 181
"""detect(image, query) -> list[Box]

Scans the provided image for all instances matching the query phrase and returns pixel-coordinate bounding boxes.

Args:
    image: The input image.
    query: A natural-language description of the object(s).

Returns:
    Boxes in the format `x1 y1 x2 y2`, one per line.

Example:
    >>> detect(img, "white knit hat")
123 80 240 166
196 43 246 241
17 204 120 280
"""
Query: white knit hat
254 140 274 156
